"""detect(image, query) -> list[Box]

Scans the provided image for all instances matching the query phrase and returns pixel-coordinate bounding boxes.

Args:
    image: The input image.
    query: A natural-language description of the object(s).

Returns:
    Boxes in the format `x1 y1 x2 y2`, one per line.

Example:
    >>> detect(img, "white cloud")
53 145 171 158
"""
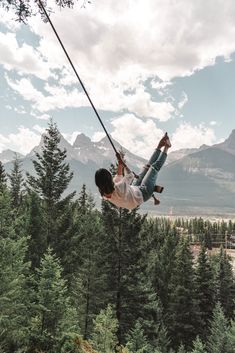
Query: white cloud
111 114 164 159
0 126 41 154
121 86 175 120
92 131 106 142
14 105 27 114
151 80 173 90
0 32 52 79
33 125 45 134
2 0 235 131
6 75 88 112
3 0 234 118
6 74 177 119
171 122 217 150
209 120 218 126
178 92 188 110
35 113 50 120
0 134 9 153
28 0 235 83
6 75 44 104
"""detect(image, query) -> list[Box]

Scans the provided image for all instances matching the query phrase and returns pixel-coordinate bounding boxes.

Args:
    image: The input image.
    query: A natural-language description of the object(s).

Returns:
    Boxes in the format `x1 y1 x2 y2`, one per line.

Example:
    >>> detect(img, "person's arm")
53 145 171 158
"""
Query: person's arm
116 152 131 174
117 159 123 176
113 153 124 183
115 152 134 184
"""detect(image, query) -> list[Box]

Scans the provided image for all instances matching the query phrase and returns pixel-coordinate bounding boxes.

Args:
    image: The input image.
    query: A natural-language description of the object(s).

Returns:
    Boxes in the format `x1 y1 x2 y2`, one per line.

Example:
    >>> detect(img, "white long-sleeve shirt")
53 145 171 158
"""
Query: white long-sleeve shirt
103 172 144 210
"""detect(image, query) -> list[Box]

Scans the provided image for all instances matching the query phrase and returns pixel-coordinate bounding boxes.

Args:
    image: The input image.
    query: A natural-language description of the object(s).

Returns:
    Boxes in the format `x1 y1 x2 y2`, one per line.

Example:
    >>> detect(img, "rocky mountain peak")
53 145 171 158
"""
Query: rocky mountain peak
226 129 235 147
58 133 73 149
73 133 91 148
216 129 235 154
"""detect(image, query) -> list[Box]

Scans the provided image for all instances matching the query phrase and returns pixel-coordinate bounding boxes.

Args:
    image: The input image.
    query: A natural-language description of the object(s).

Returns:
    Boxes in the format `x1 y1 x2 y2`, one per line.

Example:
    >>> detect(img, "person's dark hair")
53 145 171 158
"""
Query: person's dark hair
95 168 115 196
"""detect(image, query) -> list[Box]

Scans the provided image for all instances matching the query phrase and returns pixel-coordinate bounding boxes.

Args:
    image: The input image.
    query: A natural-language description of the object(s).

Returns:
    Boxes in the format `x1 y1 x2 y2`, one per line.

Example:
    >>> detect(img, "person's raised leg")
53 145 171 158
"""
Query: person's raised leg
150 133 171 172
139 136 171 201
148 132 168 165
133 133 168 186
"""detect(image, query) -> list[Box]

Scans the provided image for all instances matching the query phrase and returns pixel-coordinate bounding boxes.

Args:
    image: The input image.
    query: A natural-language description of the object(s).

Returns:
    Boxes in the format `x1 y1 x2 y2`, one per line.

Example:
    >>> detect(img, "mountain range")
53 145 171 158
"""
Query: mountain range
1 129 235 217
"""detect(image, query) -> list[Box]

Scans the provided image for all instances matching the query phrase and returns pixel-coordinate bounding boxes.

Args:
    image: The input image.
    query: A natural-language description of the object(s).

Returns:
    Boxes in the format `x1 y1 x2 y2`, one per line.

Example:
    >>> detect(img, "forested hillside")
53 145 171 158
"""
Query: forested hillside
0 121 235 353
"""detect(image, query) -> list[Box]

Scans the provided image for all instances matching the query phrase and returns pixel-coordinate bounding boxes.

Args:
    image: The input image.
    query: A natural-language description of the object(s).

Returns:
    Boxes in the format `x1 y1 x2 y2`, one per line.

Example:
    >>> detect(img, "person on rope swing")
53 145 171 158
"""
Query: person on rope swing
95 133 171 210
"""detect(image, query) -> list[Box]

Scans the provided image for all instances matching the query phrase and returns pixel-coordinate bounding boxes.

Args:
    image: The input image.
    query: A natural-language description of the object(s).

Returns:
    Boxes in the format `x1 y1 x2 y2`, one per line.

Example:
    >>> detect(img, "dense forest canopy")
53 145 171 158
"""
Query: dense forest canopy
0 120 235 352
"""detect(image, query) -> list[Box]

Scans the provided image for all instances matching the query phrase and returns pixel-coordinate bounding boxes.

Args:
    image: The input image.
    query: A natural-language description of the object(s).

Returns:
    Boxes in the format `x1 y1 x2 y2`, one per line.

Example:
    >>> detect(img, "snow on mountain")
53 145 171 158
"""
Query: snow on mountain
27 132 146 170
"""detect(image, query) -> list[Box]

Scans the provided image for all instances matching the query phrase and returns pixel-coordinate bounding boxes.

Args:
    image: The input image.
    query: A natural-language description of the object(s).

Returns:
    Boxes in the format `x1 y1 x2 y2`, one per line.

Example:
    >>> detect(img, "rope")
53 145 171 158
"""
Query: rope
37 0 118 155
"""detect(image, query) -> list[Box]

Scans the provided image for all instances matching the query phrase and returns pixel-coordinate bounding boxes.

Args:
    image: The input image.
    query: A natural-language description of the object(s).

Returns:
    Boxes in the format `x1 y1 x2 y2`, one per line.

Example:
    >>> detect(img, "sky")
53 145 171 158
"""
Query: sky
0 0 235 159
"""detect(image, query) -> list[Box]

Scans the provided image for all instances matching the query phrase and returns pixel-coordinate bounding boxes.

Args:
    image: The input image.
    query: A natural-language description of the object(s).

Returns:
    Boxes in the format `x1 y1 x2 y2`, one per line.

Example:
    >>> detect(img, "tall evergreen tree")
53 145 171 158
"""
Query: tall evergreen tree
0 188 15 238
8 155 24 210
167 238 199 350
91 304 118 353
155 324 171 353
101 201 160 345
0 160 7 192
177 344 187 353
69 206 107 339
190 336 206 353
28 248 77 353
215 247 235 320
207 303 231 353
195 245 215 339
126 321 152 353
25 191 46 270
77 183 95 214
0 236 30 352
147 227 179 313
227 320 235 353
27 120 75 249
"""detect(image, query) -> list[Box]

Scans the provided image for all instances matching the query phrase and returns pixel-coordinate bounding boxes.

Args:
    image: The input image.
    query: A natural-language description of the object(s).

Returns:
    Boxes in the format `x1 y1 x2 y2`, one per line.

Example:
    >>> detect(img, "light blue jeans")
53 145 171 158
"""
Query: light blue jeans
132 149 167 202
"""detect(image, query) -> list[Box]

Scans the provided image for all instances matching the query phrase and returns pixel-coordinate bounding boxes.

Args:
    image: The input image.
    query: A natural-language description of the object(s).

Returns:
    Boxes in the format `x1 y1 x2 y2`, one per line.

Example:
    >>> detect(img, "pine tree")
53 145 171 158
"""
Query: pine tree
126 321 152 353
8 155 24 210
0 236 31 352
91 304 118 353
215 247 235 320
227 320 235 353
25 191 47 270
0 160 7 192
190 336 206 353
207 302 231 353
177 344 187 353
27 120 75 248
195 245 215 339
147 227 179 312
0 188 15 238
167 237 199 350
101 201 159 345
0 165 15 239
28 248 77 353
77 183 95 214
155 324 171 353
69 206 107 339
